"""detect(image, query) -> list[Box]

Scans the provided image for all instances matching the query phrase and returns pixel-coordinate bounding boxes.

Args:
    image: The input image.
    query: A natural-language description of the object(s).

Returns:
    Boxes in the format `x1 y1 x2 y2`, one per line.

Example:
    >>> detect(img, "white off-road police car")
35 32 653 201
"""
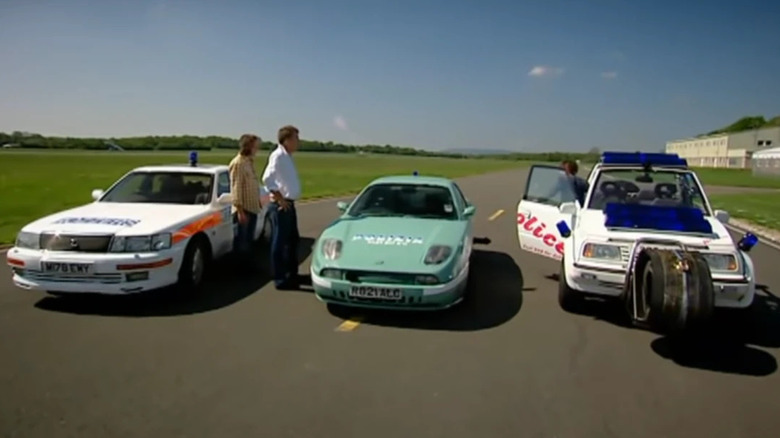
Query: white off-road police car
6 152 272 295
517 152 759 322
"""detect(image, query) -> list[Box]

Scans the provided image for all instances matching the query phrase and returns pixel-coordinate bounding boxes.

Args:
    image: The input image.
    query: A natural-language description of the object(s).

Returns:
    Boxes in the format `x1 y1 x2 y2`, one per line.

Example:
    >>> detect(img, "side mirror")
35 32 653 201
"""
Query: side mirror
217 193 233 205
336 201 349 212
559 202 577 215
91 189 104 201
714 209 730 224
463 205 477 218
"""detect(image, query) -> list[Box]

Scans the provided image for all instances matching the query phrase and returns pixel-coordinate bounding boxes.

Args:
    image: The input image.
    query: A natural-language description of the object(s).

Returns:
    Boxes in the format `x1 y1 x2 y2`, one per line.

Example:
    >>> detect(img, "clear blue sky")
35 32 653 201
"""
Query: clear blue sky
1 0 778 152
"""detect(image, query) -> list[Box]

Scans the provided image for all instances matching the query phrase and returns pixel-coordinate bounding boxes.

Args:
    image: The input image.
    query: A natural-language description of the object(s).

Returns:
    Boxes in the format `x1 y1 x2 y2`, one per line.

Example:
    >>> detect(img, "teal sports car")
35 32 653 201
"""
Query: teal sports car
309 174 477 310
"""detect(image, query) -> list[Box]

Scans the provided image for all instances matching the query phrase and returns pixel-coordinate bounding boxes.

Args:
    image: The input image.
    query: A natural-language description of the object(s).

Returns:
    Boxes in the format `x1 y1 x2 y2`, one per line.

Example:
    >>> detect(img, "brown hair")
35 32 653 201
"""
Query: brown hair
561 160 578 175
277 125 299 145
238 134 259 156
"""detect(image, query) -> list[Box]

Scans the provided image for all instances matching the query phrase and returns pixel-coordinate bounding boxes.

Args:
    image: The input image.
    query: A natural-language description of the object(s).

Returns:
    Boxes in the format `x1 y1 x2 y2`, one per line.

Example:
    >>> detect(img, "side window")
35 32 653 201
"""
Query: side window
523 165 576 207
452 183 469 207
217 172 230 196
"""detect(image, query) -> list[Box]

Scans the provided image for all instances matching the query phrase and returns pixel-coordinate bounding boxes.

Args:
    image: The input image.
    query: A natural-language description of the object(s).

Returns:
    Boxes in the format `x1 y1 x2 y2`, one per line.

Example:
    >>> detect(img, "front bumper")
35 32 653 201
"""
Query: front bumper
5 247 183 295
564 261 756 309
309 263 470 311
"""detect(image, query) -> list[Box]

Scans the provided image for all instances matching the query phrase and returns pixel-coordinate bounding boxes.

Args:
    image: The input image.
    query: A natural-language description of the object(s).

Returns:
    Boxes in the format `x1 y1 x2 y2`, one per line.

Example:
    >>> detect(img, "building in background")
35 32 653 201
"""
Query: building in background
665 126 780 168
751 146 780 176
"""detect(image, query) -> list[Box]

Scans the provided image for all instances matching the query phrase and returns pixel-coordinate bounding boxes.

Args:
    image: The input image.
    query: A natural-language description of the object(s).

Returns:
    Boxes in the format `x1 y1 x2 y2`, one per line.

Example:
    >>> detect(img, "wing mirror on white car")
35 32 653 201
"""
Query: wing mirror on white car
216 193 233 205
559 202 577 215
714 209 730 224
336 201 350 212
91 189 104 201
463 205 476 218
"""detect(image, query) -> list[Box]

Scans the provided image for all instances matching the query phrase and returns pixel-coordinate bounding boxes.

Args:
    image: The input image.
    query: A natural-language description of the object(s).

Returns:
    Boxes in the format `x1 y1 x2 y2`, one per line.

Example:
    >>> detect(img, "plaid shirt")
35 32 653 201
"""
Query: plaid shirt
228 154 261 214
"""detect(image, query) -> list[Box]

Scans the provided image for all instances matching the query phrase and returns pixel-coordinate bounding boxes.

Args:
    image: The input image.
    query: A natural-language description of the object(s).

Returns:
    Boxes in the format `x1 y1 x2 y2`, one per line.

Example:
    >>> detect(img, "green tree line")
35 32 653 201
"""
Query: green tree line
0 131 602 163
701 115 780 137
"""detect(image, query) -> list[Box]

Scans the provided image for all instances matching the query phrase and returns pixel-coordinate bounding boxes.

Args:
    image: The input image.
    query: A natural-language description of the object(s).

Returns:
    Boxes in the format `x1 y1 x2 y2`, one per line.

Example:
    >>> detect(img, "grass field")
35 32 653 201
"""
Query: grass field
0 150 530 244
708 193 780 231
691 167 780 189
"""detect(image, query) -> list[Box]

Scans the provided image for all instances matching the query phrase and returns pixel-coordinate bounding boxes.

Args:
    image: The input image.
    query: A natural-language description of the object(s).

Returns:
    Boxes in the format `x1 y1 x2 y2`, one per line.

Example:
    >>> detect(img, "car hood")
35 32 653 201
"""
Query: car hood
319 216 467 272
577 209 735 249
21 202 212 236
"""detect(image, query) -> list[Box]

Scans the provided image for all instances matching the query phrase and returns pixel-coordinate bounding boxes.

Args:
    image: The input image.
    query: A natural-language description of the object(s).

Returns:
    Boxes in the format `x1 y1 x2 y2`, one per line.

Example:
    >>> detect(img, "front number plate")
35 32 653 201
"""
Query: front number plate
42 262 93 274
349 285 402 300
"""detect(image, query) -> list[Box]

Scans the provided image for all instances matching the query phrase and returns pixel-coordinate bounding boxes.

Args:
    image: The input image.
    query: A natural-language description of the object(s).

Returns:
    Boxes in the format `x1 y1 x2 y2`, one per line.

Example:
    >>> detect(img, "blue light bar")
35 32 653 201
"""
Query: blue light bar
413 170 419 176
556 220 571 238
601 152 688 167
604 203 712 234
189 150 198 167
738 232 758 252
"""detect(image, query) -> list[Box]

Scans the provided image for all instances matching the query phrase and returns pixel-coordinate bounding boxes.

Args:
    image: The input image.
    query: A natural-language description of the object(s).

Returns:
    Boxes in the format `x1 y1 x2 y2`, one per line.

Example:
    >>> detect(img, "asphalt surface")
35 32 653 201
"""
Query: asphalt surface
2 167 780 438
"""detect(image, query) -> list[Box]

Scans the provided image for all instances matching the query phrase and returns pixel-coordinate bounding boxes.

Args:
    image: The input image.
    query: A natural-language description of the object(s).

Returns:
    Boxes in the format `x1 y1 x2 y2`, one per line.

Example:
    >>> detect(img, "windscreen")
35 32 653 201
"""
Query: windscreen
587 169 709 213
348 183 458 220
100 171 214 205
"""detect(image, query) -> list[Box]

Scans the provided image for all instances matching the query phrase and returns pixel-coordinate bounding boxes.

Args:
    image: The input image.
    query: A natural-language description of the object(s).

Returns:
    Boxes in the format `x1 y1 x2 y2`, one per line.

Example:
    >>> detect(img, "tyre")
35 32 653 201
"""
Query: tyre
176 236 209 292
558 260 583 312
639 249 714 333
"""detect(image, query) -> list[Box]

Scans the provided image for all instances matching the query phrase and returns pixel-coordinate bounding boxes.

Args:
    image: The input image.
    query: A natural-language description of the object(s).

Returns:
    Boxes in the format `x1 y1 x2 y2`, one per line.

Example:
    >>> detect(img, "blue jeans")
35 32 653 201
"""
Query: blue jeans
233 211 258 257
268 201 299 286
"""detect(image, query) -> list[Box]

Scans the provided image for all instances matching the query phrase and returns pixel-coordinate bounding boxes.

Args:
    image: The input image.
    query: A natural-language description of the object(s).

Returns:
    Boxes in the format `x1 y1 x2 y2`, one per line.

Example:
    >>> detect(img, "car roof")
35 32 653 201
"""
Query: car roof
130 164 228 174
368 175 453 187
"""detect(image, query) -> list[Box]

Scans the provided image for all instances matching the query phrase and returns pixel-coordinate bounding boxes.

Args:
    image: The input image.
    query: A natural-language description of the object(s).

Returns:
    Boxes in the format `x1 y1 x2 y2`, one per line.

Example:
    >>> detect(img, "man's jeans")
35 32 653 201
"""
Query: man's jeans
233 211 258 266
268 201 300 286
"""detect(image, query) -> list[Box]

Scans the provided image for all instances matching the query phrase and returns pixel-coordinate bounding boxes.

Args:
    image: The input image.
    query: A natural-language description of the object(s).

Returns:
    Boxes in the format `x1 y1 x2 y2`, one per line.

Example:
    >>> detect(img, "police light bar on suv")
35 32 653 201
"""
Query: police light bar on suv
600 152 688 168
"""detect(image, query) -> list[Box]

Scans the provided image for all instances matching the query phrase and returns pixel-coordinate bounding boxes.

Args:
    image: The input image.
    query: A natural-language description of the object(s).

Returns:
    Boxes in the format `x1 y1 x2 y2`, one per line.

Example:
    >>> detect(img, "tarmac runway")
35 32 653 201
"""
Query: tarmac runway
2 167 780 438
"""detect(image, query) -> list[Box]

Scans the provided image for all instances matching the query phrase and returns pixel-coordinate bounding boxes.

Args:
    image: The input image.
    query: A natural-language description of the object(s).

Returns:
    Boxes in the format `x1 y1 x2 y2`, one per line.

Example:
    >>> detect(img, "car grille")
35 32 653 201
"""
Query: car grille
39 233 113 253
620 246 630 262
17 270 123 284
343 270 418 285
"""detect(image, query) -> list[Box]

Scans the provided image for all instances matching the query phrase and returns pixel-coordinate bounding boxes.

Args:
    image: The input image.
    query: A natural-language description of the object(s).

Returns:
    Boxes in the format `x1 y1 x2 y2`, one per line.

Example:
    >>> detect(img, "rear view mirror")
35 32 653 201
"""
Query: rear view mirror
714 209 730 224
91 189 104 201
336 201 349 212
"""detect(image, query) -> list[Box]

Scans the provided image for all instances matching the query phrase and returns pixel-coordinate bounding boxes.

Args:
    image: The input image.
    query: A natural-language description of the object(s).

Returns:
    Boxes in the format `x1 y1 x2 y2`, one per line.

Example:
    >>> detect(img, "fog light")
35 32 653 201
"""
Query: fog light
415 275 439 285
321 269 342 279
125 272 149 282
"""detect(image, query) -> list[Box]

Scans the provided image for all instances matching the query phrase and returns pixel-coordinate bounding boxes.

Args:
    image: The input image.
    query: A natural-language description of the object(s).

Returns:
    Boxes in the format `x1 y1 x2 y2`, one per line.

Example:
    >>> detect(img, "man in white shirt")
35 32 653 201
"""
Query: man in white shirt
262 125 303 290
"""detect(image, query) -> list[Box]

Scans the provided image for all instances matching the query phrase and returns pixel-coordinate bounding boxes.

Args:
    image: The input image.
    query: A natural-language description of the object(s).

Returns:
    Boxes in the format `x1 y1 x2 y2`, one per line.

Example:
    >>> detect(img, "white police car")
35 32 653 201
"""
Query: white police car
517 152 759 313
6 152 273 295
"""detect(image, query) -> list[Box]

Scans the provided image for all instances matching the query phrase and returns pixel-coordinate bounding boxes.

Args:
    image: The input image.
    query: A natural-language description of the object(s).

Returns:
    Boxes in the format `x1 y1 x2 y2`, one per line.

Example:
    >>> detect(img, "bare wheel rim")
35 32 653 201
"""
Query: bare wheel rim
191 247 204 285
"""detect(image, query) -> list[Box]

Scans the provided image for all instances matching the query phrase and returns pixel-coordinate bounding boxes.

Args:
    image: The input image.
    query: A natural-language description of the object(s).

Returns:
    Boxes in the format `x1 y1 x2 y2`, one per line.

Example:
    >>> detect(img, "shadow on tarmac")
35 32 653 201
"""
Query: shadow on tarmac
326 248 524 332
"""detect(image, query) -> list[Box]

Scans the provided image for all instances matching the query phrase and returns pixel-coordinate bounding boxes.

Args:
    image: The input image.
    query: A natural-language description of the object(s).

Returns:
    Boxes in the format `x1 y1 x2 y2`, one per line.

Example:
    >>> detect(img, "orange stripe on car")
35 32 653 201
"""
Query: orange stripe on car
171 211 223 244
6 257 24 267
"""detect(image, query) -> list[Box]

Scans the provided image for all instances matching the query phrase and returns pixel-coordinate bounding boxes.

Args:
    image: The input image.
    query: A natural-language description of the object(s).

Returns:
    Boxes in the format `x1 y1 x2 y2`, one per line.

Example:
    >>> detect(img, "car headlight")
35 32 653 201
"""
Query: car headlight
581 243 622 262
701 253 739 272
321 239 342 260
109 233 172 253
15 231 40 249
424 245 452 265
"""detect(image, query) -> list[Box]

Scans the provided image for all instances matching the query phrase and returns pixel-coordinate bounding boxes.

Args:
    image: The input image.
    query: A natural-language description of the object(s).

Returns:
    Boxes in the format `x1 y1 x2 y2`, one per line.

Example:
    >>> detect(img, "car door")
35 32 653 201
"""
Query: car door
451 183 474 269
213 171 235 257
517 165 578 261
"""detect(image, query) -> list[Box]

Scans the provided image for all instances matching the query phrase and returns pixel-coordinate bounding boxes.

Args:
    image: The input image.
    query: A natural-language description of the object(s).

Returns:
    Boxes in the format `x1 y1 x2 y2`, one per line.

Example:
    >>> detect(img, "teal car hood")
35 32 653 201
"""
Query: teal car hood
319 216 467 272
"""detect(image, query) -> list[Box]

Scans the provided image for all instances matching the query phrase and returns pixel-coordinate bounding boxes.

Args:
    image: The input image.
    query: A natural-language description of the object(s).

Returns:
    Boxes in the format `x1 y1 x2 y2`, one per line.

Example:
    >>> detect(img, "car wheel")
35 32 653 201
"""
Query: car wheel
177 236 209 292
558 260 583 312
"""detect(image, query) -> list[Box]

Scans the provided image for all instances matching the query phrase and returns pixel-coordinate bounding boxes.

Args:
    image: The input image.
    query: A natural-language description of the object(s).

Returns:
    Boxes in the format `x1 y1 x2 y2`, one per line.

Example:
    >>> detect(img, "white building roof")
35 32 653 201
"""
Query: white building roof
752 146 780 159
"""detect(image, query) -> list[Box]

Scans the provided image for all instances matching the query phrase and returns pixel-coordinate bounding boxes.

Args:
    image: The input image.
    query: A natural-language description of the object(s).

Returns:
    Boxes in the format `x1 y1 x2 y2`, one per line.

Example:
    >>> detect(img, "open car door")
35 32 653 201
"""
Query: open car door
517 165 578 261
